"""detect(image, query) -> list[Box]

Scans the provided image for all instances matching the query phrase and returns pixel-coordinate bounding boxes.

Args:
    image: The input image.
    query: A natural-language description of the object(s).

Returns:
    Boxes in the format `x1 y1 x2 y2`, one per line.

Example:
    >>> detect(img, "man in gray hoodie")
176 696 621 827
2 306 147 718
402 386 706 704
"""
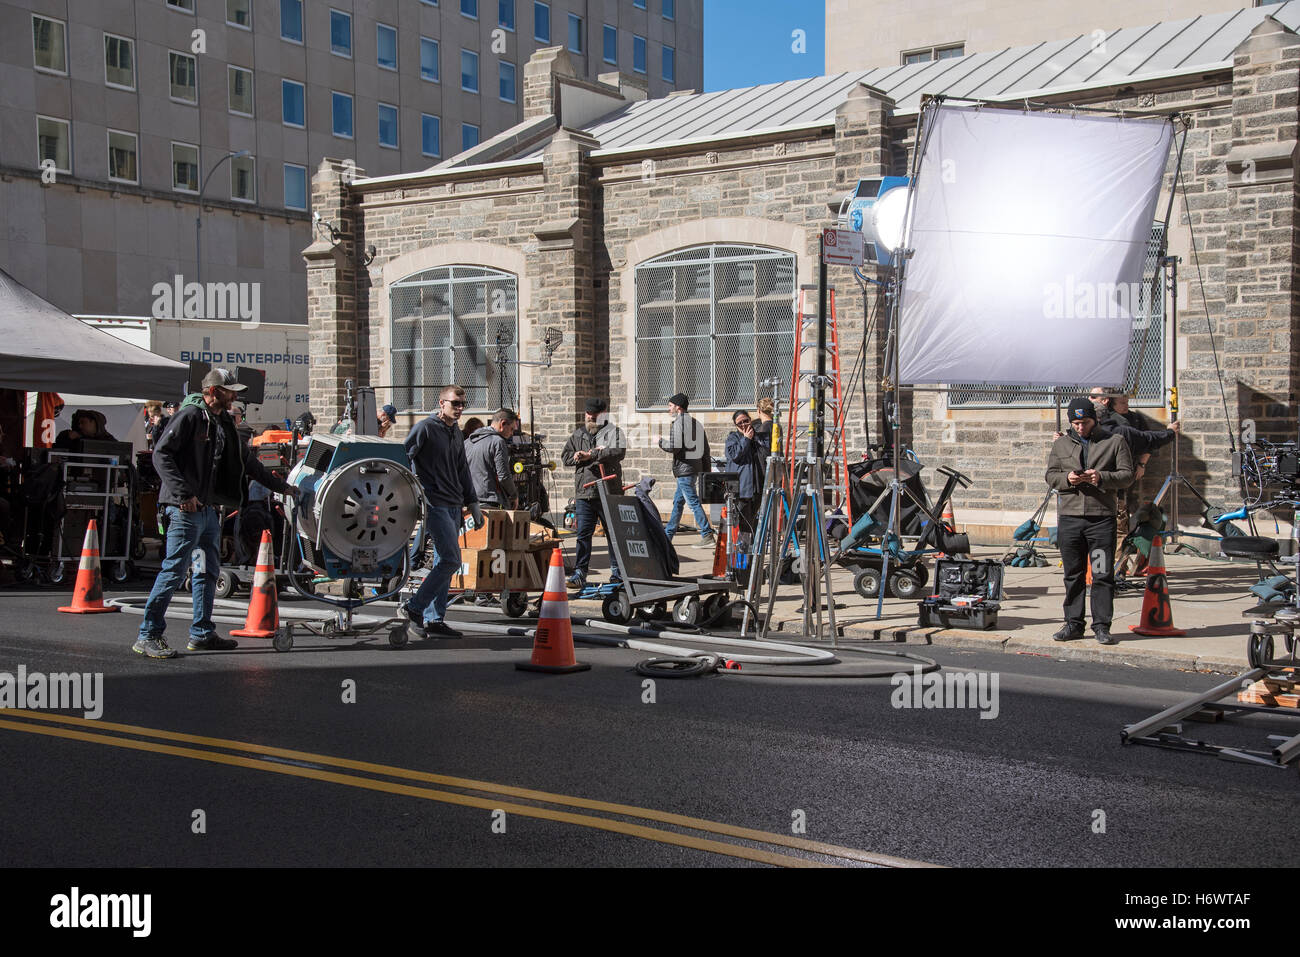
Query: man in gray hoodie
466 409 519 509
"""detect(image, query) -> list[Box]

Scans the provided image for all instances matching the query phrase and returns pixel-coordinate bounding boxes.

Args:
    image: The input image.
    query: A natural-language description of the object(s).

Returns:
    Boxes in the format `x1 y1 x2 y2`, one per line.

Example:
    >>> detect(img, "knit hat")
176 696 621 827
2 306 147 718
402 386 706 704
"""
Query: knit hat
669 392 689 410
381 404 397 419
1067 397 1096 422
585 398 607 415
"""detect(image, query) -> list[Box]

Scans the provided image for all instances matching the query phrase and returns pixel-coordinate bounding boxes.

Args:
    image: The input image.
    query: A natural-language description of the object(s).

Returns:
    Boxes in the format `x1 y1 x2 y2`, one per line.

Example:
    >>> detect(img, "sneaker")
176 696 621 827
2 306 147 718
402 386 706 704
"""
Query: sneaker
566 572 586 588
699 532 716 547
1094 626 1119 646
187 634 238 651
426 620 463 639
398 603 427 639
1052 624 1084 642
133 636 177 659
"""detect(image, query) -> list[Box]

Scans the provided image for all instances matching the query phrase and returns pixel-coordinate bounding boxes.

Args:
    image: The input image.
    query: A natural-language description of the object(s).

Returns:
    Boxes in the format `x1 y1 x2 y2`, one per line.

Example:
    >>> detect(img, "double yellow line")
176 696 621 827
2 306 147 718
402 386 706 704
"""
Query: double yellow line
0 709 936 868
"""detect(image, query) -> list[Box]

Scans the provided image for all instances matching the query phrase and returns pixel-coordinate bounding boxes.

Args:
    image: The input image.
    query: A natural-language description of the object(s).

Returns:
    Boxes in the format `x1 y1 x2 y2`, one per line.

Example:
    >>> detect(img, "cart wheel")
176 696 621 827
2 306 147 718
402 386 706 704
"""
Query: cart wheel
888 570 923 600
502 591 529 619
49 562 66 585
853 567 882 599
15 561 36 584
913 564 930 588
388 625 409 648
1248 632 1275 669
602 590 633 625
132 537 147 560
108 560 133 583
702 592 730 626
638 601 669 622
214 569 236 600
273 626 294 653
672 596 700 626
322 620 337 637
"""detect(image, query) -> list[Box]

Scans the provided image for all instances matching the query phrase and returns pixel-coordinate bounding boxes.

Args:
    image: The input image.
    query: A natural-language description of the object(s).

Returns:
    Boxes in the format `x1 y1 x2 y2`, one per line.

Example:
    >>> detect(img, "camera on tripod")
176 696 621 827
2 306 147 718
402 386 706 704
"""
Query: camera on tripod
1235 439 1300 490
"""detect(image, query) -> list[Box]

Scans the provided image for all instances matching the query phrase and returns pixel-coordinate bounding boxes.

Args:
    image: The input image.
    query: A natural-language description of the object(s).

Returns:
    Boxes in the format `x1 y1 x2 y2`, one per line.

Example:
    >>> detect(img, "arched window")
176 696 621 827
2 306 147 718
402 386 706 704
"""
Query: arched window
390 265 518 413
634 244 795 410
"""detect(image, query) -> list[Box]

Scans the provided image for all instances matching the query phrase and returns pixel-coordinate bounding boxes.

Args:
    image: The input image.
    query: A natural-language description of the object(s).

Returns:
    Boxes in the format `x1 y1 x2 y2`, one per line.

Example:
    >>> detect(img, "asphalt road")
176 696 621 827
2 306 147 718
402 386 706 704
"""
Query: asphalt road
0 587 1296 868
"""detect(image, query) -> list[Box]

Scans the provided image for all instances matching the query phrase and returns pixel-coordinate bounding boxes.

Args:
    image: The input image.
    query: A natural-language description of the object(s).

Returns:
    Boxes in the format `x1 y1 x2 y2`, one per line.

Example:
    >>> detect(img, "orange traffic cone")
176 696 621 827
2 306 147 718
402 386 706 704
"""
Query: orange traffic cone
1129 534 1186 636
232 530 279 638
517 548 590 674
712 506 729 578
58 520 120 614
1086 561 1093 586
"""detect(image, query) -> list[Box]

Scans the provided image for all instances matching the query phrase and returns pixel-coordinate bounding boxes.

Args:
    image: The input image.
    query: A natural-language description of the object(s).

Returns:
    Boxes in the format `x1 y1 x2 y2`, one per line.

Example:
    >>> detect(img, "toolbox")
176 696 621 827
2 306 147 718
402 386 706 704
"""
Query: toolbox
917 558 1003 630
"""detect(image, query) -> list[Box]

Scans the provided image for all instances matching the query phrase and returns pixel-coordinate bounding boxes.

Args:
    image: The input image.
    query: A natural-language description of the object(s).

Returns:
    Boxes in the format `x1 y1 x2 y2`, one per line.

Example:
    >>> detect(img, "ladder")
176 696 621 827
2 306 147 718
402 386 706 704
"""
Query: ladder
785 285 851 519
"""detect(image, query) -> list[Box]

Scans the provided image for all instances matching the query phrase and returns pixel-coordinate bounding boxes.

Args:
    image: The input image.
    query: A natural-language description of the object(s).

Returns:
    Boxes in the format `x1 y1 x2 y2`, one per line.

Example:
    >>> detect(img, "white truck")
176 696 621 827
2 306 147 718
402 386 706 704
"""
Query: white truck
77 315 311 428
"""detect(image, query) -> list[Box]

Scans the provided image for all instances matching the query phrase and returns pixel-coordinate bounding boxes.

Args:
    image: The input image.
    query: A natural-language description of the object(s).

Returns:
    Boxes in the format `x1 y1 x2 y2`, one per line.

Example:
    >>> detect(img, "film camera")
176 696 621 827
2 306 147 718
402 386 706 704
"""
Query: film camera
1235 439 1300 490
509 432 556 524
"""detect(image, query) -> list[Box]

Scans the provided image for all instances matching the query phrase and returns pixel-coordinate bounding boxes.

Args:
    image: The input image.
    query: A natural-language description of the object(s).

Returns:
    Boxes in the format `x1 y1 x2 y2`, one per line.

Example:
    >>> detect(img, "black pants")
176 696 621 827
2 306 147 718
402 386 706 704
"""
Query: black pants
1058 513 1117 630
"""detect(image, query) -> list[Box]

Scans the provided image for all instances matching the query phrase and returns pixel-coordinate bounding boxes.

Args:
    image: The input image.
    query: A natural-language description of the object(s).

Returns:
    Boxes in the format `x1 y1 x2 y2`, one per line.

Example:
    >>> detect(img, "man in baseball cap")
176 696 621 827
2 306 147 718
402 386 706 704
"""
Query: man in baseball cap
135 367 297 659
1045 396 1134 645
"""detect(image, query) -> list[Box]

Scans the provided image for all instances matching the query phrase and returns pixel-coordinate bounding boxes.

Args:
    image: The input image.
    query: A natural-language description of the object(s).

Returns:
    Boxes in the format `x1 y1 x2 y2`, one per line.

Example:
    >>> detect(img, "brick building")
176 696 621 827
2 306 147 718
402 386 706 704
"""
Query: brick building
307 10 1300 534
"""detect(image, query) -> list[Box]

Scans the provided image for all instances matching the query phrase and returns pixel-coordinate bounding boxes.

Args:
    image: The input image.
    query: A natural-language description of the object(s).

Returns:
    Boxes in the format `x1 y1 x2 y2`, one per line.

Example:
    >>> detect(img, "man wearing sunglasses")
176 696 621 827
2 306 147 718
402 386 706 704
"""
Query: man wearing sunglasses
402 384 484 639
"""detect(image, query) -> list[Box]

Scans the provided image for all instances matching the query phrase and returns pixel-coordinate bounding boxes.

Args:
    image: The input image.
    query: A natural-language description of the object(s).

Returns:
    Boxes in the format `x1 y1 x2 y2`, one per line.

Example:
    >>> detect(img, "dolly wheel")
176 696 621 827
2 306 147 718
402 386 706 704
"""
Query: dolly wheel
888 570 922 600
502 591 529 619
214 569 236 600
388 625 409 648
273 626 294 653
673 595 700 626
854 567 881 599
1248 632 1274 669
602 590 633 625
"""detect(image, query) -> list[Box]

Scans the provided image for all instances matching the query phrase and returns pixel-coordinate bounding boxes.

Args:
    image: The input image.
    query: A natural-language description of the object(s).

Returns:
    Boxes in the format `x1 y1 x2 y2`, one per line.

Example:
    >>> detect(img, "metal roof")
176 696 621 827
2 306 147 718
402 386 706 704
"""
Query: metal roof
521 2 1300 158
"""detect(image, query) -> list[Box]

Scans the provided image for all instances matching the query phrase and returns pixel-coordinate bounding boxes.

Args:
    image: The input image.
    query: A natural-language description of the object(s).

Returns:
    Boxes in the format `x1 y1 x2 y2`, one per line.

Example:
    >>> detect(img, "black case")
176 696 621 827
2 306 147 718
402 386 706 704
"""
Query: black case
918 558 1003 630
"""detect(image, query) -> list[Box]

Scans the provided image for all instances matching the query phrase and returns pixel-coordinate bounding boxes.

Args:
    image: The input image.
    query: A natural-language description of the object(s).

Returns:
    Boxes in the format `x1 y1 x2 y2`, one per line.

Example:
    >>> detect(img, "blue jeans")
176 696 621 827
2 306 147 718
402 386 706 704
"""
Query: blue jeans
665 475 712 539
409 506 461 624
573 498 620 581
139 505 222 643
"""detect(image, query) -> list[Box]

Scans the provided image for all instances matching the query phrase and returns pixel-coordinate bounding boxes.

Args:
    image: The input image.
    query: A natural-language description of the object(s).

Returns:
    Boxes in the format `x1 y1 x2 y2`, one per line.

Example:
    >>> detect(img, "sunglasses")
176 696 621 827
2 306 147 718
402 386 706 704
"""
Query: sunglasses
443 399 466 408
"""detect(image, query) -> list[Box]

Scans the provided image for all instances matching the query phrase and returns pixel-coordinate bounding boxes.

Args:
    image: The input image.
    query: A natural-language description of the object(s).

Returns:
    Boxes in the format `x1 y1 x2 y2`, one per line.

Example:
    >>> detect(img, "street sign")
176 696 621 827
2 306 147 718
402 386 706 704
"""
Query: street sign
821 228 865 266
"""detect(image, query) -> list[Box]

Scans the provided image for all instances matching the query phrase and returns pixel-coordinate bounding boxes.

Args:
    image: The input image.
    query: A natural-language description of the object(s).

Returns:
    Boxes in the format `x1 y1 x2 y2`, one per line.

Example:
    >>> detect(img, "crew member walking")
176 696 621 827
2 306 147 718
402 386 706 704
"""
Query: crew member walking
660 392 714 545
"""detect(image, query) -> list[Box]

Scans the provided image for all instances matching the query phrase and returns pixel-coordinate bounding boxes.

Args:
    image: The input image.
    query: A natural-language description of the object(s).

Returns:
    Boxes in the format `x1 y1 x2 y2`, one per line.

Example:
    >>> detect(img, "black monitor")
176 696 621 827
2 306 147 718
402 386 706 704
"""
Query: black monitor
77 439 134 465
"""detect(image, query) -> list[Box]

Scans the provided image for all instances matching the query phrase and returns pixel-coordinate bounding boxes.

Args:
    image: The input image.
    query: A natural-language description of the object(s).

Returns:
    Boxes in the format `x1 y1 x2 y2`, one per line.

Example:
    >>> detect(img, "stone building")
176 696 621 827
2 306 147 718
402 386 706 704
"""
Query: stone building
307 9 1300 534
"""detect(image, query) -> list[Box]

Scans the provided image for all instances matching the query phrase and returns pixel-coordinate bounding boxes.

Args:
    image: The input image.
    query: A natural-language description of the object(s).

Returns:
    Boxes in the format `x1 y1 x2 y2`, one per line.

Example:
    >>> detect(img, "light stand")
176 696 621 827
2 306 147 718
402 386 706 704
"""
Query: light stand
741 378 791 637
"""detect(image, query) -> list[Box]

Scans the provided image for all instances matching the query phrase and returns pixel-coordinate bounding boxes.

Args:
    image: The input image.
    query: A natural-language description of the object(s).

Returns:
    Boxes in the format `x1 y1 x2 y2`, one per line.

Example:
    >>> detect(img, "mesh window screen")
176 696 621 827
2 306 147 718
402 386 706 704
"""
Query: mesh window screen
390 265 518 412
947 222 1166 408
635 245 796 410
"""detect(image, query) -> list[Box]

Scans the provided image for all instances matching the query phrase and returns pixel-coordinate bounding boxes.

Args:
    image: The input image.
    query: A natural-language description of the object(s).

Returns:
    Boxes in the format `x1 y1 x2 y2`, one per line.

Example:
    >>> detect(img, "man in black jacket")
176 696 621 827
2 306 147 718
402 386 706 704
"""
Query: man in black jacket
402 384 484 639
135 369 298 659
1045 397 1135 646
561 398 626 588
659 392 715 546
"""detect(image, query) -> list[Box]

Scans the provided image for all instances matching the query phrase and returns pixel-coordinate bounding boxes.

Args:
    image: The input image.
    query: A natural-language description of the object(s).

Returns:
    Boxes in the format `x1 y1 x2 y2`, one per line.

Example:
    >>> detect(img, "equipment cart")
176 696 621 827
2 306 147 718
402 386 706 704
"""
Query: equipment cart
48 447 137 584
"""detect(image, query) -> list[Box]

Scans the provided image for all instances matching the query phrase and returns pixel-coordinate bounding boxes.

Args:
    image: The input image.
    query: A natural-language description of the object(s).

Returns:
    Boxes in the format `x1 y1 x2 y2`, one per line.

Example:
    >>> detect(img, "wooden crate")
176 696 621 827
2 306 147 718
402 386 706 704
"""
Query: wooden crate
1238 677 1300 709
454 547 504 592
502 511 532 550
459 509 510 550
503 551 543 591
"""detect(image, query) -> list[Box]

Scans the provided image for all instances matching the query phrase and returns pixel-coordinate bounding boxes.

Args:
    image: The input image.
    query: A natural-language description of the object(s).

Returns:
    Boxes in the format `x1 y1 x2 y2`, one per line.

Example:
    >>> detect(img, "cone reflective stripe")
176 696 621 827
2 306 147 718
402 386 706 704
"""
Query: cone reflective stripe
517 548 589 674
1130 534 1186 637
232 530 279 638
58 520 119 614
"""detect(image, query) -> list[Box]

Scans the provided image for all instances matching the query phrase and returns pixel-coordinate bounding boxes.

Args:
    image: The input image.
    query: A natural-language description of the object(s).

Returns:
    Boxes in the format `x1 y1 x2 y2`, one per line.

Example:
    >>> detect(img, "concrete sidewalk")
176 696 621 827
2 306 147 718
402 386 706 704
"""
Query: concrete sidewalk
568 538 1284 674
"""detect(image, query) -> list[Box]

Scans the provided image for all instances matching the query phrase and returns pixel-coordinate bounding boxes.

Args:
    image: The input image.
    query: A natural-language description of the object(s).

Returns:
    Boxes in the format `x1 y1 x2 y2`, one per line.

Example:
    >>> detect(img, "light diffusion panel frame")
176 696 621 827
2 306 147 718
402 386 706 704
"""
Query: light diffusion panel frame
898 105 1173 387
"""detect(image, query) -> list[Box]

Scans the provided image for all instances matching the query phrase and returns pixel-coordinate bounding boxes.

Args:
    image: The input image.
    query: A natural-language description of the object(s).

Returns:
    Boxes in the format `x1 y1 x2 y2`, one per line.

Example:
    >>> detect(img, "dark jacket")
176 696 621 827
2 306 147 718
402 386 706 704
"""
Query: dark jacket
466 425 517 506
562 421 626 501
1045 429 1134 518
405 415 478 510
54 409 117 451
1097 409 1174 460
153 394 290 508
658 412 711 477
751 420 775 472
725 430 764 500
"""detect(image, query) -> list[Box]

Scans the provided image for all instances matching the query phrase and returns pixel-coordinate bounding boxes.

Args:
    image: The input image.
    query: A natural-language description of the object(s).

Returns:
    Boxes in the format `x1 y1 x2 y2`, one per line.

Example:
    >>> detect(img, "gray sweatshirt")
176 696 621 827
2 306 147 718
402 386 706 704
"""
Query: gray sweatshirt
466 425 517 505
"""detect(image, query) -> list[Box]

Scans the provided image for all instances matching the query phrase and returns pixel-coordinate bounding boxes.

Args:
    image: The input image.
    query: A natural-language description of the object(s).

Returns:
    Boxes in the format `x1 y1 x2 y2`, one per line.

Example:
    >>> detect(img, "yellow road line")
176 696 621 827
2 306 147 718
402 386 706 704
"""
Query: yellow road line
3 708 933 867
0 716 825 868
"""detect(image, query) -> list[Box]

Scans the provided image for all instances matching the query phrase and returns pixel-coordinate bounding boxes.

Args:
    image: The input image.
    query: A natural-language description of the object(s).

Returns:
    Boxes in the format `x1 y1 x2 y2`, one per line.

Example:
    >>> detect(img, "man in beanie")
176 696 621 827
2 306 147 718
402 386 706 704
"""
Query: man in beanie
377 404 397 438
1045 397 1135 645
659 393 715 546
561 399 627 588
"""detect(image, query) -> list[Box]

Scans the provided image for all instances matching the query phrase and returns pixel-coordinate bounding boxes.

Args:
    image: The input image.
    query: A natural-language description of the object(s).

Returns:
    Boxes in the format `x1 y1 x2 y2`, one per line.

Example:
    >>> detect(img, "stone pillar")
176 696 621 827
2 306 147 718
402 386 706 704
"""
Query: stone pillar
523 46 578 120
833 84 896 454
1194 17 1300 504
303 158 363 426
528 129 599 448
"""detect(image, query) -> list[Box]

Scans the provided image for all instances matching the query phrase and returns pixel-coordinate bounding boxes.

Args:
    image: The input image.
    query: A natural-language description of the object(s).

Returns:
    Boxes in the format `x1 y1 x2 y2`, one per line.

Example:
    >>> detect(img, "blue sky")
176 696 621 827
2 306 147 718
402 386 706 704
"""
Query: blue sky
703 0 826 92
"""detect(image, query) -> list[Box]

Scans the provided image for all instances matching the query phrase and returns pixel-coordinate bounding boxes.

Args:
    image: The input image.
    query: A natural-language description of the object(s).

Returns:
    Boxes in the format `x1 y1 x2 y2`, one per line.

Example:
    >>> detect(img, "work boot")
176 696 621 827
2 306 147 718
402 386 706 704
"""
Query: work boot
1052 623 1084 642
1094 626 1118 646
